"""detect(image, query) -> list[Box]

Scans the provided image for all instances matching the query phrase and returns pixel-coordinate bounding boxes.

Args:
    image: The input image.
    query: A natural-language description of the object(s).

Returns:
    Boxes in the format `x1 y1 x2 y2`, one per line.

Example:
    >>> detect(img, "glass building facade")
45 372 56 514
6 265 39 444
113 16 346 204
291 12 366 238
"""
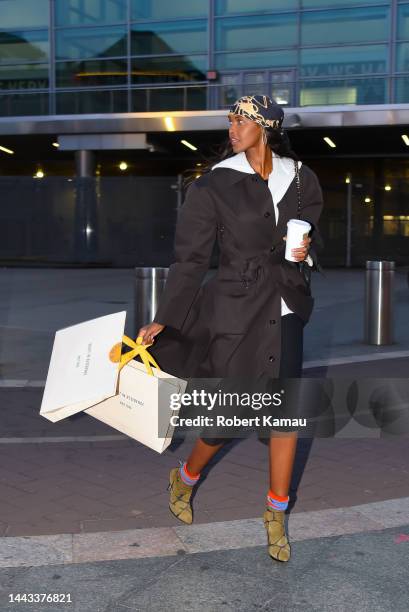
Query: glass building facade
0 2 408 268
1 0 409 116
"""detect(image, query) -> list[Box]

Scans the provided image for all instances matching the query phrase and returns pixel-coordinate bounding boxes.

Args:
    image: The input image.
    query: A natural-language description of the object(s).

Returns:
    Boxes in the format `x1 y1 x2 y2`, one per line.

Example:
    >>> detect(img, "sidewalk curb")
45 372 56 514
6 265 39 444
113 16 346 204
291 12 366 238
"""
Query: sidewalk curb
1 350 409 388
0 435 127 444
303 350 409 369
1 497 408 569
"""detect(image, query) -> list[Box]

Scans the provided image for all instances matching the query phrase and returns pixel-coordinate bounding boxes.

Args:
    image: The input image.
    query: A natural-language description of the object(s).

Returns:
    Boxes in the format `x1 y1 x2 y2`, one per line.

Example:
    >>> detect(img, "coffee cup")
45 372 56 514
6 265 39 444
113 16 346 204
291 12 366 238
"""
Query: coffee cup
285 219 311 262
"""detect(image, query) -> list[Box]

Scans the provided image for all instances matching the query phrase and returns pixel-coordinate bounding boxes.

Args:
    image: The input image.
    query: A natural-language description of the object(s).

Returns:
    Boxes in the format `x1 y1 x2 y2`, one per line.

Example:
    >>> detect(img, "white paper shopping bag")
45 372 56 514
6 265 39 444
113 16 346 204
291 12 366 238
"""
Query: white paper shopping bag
85 359 187 454
40 311 188 453
40 311 126 422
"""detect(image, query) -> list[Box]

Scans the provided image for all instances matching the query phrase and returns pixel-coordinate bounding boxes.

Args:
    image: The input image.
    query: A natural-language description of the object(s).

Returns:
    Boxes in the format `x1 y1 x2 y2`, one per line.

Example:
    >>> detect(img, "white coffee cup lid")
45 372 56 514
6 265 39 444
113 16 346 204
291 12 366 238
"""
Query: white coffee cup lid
287 219 311 229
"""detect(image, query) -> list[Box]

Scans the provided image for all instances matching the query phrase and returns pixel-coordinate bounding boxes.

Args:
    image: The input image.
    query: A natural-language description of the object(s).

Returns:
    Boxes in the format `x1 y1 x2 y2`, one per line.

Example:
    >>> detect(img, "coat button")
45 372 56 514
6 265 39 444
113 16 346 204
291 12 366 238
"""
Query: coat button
270 246 275 252
264 212 271 218
269 355 275 362
269 319 276 325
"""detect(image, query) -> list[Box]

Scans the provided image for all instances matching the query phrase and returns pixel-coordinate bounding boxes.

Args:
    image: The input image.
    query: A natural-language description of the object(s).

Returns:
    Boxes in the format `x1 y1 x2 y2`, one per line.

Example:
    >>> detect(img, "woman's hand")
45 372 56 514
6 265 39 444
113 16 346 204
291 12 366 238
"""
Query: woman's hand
137 322 165 346
283 235 312 262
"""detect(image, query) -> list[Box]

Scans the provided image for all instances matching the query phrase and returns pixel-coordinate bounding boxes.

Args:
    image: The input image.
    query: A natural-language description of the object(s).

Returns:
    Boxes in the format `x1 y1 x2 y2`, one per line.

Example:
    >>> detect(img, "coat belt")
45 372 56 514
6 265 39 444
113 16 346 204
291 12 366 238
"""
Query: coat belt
218 248 294 288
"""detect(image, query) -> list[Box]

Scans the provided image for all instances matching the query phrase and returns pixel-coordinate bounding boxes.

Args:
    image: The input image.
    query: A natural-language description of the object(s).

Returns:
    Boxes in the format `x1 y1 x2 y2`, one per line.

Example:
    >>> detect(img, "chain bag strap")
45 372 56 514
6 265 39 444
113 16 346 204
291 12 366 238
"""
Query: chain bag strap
293 159 312 287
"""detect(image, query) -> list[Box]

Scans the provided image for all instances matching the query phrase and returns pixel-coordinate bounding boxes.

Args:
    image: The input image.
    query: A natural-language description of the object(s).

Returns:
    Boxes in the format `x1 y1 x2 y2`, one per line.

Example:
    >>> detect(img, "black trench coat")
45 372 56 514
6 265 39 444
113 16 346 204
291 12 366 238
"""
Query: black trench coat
148 157 324 381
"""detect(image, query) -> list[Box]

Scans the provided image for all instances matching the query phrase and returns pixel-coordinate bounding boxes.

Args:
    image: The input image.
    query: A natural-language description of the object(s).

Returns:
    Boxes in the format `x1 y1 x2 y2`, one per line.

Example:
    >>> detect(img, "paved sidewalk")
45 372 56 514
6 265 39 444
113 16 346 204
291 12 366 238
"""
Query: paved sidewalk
1 512 408 611
1 429 409 537
0 355 408 539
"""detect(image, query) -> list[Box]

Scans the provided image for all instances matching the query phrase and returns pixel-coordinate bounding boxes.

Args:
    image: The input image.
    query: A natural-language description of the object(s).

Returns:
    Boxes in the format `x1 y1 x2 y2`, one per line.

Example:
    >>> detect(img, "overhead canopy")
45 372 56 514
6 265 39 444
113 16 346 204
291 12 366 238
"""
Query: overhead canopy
1 103 409 136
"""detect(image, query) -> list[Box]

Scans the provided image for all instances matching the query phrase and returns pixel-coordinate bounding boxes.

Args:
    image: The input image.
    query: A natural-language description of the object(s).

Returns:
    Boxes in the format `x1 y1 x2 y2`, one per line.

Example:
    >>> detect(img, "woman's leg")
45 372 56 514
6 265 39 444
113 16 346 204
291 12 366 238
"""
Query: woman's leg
264 313 304 561
269 313 304 496
168 437 226 524
269 432 298 496
169 380 231 522
186 437 226 475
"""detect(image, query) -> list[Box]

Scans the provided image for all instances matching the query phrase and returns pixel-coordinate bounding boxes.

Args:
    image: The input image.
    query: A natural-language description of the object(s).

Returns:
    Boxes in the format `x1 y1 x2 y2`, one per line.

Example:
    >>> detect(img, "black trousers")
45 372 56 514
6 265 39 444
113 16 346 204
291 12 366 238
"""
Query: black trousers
277 312 304 382
201 313 305 446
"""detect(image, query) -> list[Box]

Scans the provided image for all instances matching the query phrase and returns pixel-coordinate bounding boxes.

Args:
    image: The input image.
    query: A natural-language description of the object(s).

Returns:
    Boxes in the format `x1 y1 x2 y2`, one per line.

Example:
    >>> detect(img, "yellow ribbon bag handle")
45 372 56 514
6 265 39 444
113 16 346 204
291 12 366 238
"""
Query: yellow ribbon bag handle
118 335 161 376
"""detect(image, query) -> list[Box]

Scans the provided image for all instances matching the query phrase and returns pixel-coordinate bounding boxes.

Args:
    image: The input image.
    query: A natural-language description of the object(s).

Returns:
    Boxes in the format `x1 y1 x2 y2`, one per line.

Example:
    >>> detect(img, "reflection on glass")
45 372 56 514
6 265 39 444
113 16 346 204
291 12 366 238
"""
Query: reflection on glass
0 63 49 89
0 0 49 29
131 56 206 84
397 4 409 41
132 85 207 111
396 43 409 72
271 72 294 105
395 76 409 103
301 7 389 45
383 218 401 236
145 87 184 111
56 88 128 113
131 0 207 20
300 45 388 78
243 76 292 105
131 21 207 55
56 26 126 59
132 88 147 111
243 71 267 96
271 86 292 106
219 73 240 106
301 0 387 7
216 0 297 14
186 86 207 110
402 220 409 238
216 14 297 51
299 77 387 105
0 30 49 62
0 91 49 116
218 71 294 107
56 59 127 87
215 49 297 70
56 0 127 26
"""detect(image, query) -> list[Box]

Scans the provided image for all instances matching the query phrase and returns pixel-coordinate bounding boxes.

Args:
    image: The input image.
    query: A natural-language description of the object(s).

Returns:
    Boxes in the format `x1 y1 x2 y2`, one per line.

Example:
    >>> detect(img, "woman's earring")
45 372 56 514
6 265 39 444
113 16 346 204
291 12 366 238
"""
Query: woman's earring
262 128 268 146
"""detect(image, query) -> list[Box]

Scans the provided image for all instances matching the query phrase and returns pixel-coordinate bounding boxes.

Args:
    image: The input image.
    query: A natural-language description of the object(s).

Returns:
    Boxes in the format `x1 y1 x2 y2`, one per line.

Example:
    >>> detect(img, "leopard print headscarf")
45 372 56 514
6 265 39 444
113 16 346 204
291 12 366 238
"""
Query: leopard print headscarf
229 94 284 130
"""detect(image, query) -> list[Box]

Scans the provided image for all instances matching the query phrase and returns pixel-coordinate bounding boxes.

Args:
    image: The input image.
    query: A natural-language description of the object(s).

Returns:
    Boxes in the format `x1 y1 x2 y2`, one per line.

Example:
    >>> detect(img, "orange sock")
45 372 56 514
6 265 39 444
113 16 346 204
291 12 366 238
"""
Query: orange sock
179 461 200 486
267 489 289 511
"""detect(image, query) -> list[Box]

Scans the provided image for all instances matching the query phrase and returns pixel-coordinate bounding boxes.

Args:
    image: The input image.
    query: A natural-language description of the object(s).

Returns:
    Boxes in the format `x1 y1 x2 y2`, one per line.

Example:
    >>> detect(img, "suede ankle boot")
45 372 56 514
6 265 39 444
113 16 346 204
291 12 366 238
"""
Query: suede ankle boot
168 466 195 524
263 508 291 562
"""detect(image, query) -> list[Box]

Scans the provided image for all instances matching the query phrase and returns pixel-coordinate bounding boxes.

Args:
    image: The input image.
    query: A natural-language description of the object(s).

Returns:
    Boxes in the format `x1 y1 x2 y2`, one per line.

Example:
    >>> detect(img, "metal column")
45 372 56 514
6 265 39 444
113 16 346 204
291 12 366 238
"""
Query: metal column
74 150 97 261
134 267 169 335
364 260 395 345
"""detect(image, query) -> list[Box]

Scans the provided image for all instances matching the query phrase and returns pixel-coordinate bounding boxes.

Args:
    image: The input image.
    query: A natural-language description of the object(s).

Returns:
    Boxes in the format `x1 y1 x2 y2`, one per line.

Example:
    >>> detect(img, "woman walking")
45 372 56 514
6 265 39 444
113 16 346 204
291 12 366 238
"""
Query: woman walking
138 95 324 562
